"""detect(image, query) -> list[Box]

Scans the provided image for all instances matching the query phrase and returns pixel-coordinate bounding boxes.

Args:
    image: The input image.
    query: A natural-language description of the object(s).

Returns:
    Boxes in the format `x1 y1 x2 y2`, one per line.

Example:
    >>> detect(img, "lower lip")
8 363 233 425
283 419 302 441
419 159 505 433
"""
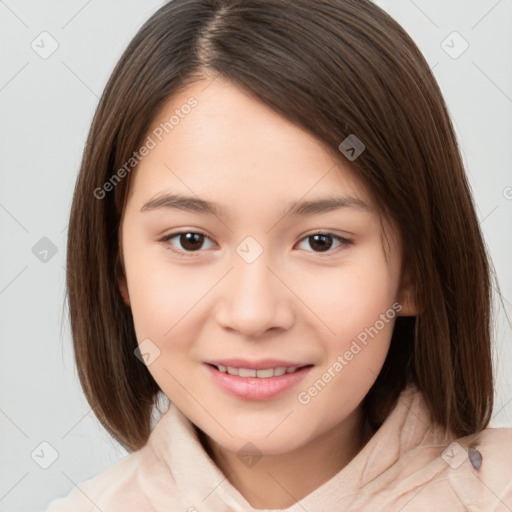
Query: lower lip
204 364 312 400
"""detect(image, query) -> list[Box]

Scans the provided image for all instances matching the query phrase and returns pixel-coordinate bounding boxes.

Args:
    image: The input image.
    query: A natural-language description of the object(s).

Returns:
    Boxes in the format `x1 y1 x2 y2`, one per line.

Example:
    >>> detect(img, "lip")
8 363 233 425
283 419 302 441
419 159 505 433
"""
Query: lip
204 362 313 401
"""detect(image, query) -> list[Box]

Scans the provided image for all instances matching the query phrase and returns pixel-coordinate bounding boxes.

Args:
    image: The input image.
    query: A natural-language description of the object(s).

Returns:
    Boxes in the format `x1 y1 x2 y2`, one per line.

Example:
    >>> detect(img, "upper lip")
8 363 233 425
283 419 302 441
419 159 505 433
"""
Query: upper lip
205 359 312 370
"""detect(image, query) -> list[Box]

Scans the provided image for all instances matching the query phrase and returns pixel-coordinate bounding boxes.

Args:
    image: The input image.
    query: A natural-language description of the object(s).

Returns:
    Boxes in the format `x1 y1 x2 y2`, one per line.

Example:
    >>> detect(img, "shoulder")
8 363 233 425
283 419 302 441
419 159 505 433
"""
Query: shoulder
372 387 512 511
43 441 186 512
430 426 512 511
43 407 192 511
43 452 142 511
452 425 512 476
465 425 512 462
44 398 203 511
44 396 180 511
453 426 512 479
420 428 512 512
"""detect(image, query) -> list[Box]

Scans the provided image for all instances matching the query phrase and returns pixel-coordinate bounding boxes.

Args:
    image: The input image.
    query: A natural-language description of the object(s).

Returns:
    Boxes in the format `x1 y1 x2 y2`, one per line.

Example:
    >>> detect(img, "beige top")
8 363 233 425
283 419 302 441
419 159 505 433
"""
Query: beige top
45 385 512 511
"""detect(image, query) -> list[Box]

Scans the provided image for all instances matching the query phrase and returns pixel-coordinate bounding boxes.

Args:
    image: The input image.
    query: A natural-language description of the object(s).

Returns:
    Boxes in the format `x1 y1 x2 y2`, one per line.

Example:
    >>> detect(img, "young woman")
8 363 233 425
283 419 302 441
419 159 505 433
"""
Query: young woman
46 0 512 510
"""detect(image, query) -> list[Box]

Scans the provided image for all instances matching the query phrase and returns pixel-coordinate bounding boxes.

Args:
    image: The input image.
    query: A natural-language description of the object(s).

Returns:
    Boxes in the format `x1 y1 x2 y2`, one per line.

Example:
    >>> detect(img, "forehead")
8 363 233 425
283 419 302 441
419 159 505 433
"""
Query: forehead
126 77 372 214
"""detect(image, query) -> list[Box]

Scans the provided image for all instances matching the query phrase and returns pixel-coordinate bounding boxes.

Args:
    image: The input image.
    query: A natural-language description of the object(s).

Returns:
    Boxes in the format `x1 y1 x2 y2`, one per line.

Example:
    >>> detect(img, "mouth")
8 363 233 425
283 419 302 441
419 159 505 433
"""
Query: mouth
203 360 314 400
207 363 307 378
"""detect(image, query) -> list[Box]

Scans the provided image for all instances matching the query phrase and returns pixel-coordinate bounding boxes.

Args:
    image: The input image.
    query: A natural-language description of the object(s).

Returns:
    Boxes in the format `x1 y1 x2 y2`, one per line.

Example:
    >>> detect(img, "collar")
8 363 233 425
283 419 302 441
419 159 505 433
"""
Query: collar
148 385 451 511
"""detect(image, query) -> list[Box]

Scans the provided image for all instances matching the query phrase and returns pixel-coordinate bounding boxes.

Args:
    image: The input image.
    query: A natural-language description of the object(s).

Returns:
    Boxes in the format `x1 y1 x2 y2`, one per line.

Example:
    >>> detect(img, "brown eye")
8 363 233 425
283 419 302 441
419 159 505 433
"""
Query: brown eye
308 234 334 252
179 232 205 251
297 233 352 253
161 231 215 254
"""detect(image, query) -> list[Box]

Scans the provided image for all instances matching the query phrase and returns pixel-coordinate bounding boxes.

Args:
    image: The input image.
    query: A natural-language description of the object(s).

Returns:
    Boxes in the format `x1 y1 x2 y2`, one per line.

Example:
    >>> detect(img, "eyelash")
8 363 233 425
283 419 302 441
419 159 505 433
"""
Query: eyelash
158 230 353 258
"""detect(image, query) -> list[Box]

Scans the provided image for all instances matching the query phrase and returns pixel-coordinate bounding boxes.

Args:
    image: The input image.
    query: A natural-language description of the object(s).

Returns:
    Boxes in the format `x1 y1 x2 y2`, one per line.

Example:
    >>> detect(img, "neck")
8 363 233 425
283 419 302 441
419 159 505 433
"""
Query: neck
198 405 368 509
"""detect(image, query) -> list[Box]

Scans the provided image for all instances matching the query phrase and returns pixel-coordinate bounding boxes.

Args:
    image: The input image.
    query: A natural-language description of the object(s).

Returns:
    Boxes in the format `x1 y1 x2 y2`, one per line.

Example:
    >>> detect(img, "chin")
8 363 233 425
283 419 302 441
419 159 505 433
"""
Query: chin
203 419 312 456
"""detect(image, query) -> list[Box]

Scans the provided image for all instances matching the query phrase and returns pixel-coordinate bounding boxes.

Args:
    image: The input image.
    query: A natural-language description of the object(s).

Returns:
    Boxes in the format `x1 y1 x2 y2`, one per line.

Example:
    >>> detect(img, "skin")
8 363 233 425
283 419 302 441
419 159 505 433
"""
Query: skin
118 76 417 508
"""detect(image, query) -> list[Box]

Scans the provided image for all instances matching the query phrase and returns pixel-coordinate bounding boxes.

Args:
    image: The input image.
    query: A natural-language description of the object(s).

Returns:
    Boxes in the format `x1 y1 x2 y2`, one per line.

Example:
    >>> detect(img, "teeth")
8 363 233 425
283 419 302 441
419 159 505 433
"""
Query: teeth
215 365 300 378
273 367 287 377
239 368 257 377
227 366 238 375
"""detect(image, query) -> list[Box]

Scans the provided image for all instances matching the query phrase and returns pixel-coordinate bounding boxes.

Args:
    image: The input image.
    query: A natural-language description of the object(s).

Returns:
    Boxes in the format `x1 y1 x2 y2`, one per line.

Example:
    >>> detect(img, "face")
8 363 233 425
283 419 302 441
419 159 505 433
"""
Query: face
119 77 415 456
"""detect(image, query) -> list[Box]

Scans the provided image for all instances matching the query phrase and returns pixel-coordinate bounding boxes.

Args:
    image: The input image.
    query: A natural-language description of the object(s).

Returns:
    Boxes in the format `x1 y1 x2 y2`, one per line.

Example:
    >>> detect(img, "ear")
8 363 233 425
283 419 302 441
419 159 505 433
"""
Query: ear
396 268 421 316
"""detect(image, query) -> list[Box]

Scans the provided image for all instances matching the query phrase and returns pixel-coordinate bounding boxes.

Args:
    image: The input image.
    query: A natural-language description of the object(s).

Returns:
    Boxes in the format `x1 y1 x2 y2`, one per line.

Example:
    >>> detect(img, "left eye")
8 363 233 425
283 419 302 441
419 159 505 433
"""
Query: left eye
296 233 350 253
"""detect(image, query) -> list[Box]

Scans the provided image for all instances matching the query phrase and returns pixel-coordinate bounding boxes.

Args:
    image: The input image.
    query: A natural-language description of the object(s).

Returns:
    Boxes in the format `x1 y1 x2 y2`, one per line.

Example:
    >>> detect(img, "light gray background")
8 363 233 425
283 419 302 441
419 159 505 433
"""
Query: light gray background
0 1 511 510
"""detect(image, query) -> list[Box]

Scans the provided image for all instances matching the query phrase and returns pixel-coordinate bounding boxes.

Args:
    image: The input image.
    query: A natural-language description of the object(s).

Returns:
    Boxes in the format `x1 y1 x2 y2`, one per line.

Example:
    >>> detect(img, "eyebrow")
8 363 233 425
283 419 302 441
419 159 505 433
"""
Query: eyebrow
140 193 374 216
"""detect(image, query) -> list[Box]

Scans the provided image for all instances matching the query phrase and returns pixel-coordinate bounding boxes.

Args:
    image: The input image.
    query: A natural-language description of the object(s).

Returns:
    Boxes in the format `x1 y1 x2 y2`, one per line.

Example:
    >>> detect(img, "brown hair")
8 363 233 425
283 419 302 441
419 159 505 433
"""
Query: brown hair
67 0 494 452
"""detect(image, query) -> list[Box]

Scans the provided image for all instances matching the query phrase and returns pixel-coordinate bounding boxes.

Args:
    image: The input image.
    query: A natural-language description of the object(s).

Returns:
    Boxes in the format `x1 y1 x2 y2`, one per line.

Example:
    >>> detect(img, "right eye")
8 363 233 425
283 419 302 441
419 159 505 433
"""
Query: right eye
159 231 216 256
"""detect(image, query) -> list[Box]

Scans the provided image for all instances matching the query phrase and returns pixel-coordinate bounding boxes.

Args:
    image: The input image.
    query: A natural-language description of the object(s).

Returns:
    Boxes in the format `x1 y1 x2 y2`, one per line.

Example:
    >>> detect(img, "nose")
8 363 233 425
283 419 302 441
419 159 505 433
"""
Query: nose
214 252 295 338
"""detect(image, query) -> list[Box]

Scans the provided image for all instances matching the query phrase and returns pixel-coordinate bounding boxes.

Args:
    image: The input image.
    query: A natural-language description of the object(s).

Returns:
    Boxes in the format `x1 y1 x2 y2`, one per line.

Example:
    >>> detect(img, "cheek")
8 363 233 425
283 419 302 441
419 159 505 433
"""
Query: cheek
123 250 211 394
129 273 210 340
293 248 398 415
293 248 397 342
122 240 210 340
291 245 398 407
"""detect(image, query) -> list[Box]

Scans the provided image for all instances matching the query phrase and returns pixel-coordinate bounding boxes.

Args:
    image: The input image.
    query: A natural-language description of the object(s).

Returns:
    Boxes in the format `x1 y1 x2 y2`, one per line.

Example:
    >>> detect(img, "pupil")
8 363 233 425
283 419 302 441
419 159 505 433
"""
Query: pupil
310 234 332 252
181 233 203 251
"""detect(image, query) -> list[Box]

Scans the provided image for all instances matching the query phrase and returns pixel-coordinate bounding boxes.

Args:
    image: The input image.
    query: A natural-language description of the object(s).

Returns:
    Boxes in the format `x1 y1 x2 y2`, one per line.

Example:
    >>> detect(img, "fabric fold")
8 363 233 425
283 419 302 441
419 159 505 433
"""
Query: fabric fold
45 385 512 512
